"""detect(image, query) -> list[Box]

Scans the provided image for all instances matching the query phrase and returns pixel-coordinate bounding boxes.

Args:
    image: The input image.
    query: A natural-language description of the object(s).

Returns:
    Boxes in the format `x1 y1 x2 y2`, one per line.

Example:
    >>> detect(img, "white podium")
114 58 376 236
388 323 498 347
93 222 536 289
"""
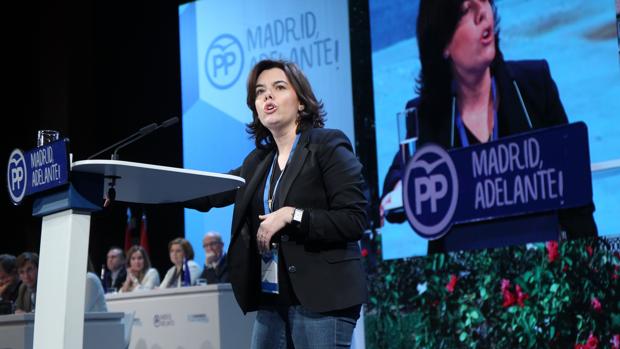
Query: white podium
30 160 244 349
105 284 255 349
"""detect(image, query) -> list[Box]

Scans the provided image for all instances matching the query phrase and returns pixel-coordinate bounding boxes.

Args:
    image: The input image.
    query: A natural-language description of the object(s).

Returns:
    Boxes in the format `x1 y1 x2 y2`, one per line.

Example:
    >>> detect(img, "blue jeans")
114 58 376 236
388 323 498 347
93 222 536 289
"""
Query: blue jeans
250 305 359 349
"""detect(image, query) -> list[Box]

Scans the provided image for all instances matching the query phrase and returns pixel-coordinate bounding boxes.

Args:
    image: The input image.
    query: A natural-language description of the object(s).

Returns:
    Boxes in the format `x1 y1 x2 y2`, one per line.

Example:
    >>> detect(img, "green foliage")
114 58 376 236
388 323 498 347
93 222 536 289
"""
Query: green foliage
365 237 620 349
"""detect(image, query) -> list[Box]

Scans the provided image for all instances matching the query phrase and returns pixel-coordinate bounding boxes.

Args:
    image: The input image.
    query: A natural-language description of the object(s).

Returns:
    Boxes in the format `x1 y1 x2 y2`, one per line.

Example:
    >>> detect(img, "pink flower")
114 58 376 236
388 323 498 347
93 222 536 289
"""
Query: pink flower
546 241 559 263
575 345 586 349
591 297 602 312
361 248 368 257
501 279 510 292
586 333 598 349
446 274 458 293
611 334 620 349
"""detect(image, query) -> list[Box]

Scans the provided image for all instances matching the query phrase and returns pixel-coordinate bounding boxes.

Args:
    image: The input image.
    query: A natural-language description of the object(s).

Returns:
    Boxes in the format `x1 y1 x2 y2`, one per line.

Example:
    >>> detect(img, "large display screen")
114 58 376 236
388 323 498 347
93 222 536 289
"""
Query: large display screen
371 0 620 259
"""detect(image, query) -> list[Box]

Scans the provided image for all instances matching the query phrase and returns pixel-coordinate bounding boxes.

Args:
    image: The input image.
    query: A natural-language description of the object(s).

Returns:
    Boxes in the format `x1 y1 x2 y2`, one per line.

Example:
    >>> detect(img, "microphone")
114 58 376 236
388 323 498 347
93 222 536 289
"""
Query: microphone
111 116 178 160
87 117 179 160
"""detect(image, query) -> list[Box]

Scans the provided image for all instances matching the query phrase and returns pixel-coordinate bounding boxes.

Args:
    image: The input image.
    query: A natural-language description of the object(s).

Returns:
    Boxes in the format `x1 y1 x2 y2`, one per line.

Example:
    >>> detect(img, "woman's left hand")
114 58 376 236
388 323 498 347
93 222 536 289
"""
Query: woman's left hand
257 206 294 254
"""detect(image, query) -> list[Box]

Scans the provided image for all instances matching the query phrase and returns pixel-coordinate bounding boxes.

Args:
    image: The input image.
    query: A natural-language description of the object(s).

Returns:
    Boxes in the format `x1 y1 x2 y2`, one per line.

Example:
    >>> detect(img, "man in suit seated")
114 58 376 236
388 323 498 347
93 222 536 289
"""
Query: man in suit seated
199 232 229 284
14 252 38 313
101 247 127 293
0 254 21 303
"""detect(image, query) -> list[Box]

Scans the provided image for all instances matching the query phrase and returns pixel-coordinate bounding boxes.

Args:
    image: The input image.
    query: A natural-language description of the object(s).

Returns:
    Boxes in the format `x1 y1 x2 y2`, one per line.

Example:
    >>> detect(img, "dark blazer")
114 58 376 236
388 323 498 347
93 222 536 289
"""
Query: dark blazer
101 267 127 291
15 283 34 312
200 253 229 284
188 128 368 313
382 59 597 252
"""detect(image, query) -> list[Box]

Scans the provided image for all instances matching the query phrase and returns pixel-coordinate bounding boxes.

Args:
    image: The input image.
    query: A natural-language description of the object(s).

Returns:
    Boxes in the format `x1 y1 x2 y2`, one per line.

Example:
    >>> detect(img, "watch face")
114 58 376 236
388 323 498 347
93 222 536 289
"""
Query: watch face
294 209 303 222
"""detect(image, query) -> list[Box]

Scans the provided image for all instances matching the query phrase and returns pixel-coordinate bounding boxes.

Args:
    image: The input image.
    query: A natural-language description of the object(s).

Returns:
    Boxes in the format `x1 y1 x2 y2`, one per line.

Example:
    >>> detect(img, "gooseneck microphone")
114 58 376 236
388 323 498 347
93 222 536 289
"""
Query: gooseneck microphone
111 116 179 160
87 116 179 160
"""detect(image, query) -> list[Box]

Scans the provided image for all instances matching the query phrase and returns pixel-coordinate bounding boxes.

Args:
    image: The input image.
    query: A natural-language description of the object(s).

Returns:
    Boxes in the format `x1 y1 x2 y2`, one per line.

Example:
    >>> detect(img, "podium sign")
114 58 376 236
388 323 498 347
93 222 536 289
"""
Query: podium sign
6 139 69 205
403 122 593 240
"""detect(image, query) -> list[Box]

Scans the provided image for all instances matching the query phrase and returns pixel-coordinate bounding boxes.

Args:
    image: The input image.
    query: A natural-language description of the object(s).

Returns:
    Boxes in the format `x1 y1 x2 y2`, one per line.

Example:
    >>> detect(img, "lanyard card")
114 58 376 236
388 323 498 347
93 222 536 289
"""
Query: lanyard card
261 247 279 294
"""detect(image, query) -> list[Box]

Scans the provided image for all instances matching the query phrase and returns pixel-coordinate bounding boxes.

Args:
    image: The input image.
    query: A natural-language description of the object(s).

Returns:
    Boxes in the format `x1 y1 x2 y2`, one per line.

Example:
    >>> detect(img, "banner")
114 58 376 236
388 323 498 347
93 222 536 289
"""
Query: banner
179 0 354 264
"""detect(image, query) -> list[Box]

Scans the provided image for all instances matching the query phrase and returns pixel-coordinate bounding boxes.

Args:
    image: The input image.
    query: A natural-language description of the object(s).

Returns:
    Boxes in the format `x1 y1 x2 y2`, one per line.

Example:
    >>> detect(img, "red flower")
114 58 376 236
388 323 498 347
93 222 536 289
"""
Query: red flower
446 274 458 293
586 333 598 349
361 248 369 257
591 297 602 312
611 334 620 349
515 284 529 307
500 279 516 308
575 344 586 349
586 246 593 256
546 241 559 263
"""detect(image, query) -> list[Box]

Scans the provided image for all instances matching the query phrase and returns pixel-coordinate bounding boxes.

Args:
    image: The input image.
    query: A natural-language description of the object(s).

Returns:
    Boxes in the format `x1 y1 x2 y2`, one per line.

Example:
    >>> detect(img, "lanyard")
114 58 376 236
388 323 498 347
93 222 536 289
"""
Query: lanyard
454 77 498 147
263 133 301 214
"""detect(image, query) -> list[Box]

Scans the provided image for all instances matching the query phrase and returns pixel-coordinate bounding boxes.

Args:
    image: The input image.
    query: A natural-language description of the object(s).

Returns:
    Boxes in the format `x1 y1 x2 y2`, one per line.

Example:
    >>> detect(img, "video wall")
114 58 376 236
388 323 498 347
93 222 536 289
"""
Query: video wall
371 0 620 259
178 0 355 264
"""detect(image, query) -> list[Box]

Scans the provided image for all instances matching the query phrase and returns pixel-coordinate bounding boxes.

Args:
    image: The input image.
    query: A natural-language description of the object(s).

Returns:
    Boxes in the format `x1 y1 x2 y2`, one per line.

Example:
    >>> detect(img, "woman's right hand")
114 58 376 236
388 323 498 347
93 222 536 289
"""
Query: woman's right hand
121 274 135 292
379 180 404 226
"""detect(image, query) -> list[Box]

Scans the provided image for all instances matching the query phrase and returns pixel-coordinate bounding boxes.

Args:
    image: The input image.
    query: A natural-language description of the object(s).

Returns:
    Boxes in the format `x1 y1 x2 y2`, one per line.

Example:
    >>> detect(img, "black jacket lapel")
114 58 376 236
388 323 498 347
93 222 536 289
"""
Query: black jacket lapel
230 149 275 237
495 60 533 136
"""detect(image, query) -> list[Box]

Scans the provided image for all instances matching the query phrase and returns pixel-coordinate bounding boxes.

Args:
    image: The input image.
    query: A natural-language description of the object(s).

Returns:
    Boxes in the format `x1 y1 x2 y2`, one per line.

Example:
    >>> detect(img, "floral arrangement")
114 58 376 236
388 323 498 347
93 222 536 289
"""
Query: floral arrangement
364 236 620 348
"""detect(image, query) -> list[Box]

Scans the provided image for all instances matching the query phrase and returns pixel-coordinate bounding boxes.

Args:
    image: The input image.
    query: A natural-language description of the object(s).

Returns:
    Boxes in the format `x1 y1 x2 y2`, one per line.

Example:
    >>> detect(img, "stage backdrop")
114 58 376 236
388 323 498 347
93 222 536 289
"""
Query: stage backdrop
178 0 355 265
371 0 620 259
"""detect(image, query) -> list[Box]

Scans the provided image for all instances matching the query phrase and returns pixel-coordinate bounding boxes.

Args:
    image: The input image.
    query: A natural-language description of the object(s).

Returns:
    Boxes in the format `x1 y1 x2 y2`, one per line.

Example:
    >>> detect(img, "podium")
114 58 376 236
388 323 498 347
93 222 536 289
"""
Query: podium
15 156 244 349
401 123 596 252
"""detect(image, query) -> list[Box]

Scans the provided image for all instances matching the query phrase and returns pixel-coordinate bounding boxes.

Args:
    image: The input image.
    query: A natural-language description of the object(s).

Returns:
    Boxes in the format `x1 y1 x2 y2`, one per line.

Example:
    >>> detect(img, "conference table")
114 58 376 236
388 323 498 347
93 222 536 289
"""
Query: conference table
105 283 255 349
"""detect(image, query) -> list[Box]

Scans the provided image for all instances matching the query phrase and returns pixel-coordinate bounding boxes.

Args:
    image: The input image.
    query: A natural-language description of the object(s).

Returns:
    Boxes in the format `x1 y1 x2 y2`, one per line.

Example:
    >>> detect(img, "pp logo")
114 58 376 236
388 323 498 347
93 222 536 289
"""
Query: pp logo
7 149 27 205
205 34 244 89
403 144 458 239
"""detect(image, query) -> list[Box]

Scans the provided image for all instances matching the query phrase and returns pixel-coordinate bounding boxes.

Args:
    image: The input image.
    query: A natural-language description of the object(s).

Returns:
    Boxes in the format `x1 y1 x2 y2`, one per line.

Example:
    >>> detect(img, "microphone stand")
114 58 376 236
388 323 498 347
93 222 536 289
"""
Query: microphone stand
87 123 157 160
85 116 179 207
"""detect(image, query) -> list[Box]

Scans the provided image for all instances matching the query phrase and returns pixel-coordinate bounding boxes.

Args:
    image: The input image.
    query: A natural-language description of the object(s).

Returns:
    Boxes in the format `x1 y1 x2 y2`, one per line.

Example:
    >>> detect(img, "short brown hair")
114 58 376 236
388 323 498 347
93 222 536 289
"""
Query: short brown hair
246 59 326 149
168 238 194 260
16 252 39 269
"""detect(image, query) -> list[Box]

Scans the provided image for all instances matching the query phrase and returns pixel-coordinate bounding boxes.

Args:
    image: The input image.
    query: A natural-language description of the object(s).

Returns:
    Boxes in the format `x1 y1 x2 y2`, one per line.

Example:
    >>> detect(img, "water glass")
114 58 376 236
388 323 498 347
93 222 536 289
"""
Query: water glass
396 107 418 164
37 130 60 147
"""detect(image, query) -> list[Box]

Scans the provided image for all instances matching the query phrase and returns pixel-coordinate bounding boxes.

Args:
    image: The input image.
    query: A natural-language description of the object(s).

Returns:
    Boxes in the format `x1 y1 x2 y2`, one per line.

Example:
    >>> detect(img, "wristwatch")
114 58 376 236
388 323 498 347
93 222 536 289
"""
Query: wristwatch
291 208 304 226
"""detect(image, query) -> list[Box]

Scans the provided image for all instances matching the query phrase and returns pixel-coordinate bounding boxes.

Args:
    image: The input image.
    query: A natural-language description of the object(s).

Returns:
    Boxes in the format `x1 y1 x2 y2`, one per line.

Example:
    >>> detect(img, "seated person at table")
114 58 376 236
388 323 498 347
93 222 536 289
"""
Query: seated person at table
101 247 127 292
15 252 38 313
199 232 229 284
0 254 21 304
160 238 201 288
86 258 107 312
120 245 160 292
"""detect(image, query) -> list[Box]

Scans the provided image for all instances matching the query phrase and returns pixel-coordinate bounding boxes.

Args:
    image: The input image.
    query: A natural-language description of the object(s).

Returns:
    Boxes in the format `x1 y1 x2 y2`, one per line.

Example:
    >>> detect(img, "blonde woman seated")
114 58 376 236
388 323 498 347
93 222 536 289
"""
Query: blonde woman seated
120 245 160 292
160 238 201 288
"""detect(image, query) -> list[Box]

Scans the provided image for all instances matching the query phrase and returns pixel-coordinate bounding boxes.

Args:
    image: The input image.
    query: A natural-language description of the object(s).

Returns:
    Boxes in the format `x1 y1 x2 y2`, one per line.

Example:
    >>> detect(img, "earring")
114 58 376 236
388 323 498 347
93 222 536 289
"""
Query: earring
298 105 304 111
